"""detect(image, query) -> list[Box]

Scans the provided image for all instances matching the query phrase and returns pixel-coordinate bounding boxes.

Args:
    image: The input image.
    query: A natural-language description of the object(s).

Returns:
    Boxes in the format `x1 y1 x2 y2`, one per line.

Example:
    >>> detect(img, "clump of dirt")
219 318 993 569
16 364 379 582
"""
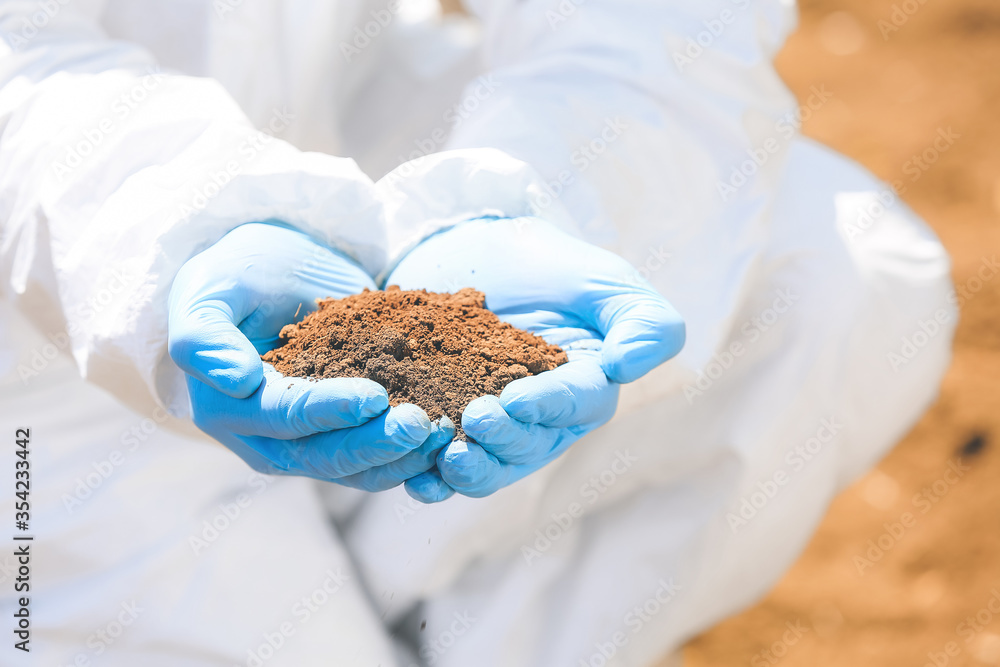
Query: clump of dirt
262 287 568 438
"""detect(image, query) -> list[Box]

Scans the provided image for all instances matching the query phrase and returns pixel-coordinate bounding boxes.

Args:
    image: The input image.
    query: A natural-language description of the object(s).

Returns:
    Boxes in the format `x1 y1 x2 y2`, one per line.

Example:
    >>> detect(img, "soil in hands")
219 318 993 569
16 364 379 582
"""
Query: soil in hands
262 287 568 439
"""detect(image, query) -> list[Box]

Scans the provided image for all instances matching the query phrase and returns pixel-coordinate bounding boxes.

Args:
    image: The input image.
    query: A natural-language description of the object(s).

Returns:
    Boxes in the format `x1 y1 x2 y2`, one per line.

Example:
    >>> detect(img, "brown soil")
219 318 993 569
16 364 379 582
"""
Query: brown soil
262 286 567 437
676 1 1000 666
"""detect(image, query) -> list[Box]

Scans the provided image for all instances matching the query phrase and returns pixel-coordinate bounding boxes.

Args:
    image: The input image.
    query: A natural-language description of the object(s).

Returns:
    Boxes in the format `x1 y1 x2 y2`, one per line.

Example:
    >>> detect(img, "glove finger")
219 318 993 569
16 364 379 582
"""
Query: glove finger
215 432 294 477
404 469 456 504
337 416 456 492
461 396 561 465
170 297 265 398
187 371 389 438
594 291 685 384
243 404 432 480
436 440 552 498
491 311 602 348
499 350 618 428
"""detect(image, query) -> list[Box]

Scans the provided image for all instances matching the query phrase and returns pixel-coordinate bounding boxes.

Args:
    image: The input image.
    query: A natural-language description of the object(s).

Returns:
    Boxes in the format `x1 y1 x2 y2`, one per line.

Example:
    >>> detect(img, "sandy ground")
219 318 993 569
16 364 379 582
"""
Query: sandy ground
677 0 1000 665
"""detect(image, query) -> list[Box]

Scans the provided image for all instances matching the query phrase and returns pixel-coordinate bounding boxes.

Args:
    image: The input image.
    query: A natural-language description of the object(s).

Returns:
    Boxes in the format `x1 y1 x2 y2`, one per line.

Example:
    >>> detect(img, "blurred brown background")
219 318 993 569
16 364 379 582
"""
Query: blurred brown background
678 0 1000 665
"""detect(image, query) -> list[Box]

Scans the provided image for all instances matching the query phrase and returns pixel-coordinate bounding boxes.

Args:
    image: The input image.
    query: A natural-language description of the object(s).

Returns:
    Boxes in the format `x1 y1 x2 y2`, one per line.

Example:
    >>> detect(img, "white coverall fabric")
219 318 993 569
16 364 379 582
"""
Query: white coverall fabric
0 0 954 665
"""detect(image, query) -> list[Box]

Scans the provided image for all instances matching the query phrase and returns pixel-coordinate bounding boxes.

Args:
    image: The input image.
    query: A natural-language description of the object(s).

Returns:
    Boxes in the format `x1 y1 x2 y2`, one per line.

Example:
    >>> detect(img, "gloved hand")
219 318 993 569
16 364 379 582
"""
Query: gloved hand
388 217 685 501
168 222 452 490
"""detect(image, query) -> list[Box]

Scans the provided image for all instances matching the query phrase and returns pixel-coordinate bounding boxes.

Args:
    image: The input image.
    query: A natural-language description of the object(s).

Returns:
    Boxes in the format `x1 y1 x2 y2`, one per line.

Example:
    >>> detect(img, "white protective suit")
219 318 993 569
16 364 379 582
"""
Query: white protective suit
0 0 954 665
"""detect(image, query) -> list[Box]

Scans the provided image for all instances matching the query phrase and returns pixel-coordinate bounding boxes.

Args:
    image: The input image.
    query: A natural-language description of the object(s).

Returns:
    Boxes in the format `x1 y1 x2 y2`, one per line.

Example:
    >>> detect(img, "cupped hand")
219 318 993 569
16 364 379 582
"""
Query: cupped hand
169 222 450 489
388 217 685 501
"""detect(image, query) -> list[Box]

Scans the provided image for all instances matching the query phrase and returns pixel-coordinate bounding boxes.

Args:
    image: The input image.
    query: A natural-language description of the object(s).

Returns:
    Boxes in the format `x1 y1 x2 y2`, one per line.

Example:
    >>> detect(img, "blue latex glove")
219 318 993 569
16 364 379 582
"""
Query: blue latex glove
388 217 685 501
168 222 451 490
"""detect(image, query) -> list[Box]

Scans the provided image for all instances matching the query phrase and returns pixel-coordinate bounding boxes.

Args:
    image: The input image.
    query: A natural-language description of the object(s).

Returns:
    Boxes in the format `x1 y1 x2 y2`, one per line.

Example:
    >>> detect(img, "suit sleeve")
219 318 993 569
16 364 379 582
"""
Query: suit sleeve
0 1 389 420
